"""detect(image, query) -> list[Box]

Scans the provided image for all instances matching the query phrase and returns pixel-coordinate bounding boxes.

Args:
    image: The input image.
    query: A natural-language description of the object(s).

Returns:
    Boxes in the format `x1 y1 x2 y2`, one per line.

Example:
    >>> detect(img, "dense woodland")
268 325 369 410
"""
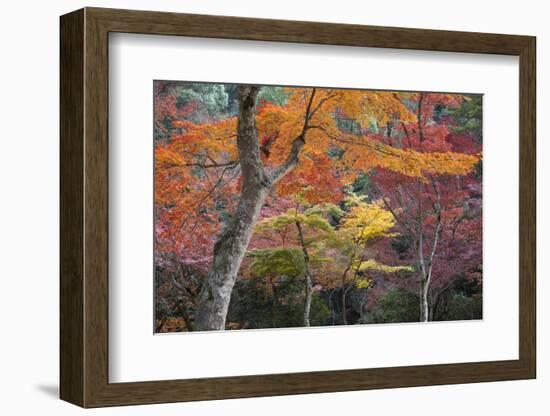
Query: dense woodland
154 81 483 332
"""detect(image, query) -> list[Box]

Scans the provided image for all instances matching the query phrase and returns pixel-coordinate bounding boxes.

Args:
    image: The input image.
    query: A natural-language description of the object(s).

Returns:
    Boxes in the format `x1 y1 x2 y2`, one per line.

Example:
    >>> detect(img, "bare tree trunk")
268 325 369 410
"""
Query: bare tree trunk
295 220 313 327
424 211 441 322
417 189 442 323
303 274 313 327
194 189 269 330
195 86 319 331
419 281 429 322
417 92 425 142
195 86 269 330
417 232 429 322
341 266 351 325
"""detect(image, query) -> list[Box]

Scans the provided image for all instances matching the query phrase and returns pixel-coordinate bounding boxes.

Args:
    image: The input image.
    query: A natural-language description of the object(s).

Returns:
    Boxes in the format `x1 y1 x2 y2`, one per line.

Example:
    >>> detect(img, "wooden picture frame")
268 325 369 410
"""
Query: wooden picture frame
60 7 536 408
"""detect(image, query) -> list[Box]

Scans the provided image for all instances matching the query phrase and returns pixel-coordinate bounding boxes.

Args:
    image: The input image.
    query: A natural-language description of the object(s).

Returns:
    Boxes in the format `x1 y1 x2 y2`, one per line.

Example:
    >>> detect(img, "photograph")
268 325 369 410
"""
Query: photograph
153 81 483 333
0 0 542 412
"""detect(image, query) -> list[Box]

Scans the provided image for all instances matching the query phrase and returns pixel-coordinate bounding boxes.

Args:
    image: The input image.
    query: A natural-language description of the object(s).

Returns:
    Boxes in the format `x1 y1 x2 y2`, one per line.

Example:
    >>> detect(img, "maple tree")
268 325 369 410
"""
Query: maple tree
251 202 337 326
317 195 412 324
371 92 482 321
154 82 482 331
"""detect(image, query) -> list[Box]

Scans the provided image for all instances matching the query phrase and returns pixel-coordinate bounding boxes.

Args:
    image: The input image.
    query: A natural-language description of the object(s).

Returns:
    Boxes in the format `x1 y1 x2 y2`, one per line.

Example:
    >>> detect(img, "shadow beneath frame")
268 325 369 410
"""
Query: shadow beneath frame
34 384 59 399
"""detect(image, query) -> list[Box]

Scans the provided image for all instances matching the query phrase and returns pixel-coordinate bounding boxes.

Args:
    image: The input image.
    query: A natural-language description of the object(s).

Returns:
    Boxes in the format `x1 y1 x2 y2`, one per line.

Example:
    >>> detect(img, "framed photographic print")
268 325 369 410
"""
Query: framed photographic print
60 7 536 408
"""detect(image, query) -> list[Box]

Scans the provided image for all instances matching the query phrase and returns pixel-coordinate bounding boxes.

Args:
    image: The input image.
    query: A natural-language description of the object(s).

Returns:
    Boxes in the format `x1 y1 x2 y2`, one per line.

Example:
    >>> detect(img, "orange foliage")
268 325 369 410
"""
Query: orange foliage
155 86 480 271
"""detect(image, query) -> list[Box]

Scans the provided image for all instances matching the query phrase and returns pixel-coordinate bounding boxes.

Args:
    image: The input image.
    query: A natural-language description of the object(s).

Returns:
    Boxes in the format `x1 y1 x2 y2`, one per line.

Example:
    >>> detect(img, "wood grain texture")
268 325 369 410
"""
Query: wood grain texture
83 10 110 406
59 8 84 407
59 7 537 408
89 7 532 54
518 38 537 375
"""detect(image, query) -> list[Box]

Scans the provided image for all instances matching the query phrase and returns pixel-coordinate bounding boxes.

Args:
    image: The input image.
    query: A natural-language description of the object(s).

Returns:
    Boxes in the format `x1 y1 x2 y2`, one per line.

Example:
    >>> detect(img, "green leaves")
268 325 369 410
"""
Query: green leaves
247 248 305 278
304 203 344 219
254 209 335 242
177 83 229 117
247 248 333 278
448 94 483 141
257 86 290 106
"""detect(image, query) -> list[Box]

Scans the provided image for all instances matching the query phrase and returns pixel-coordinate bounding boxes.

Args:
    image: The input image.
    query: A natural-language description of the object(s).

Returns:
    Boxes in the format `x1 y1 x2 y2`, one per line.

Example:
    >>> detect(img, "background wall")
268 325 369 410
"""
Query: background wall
0 0 545 414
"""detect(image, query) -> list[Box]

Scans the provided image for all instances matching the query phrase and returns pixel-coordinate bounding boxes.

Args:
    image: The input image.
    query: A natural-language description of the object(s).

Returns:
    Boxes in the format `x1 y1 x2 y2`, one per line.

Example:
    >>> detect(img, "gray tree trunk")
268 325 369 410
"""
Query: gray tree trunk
295 220 313 327
419 278 429 322
417 231 429 322
417 197 441 323
195 86 318 330
195 86 269 330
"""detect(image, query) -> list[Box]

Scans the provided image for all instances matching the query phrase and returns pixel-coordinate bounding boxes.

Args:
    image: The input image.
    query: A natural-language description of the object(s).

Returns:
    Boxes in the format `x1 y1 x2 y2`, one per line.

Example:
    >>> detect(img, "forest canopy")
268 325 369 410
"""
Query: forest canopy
153 81 483 332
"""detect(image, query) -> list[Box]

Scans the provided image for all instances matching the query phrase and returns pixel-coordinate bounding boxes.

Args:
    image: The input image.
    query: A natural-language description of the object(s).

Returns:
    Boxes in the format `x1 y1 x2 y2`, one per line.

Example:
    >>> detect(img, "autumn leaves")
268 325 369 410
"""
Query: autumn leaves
154 82 482 331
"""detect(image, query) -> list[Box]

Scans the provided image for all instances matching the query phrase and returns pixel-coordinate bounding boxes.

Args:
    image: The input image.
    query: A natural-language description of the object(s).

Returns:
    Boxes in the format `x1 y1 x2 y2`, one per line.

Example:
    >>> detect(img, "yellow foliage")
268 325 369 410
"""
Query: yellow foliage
265 88 479 180
340 199 397 244
337 132 479 178
337 90 417 128
354 277 372 290
356 259 413 273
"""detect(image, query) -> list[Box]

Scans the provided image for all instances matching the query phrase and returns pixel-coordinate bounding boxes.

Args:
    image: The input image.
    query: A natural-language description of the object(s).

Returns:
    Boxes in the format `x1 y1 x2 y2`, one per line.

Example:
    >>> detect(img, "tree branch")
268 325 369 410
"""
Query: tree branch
382 196 416 235
183 161 237 169
417 92 425 142
425 181 442 290
269 88 318 184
